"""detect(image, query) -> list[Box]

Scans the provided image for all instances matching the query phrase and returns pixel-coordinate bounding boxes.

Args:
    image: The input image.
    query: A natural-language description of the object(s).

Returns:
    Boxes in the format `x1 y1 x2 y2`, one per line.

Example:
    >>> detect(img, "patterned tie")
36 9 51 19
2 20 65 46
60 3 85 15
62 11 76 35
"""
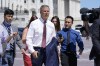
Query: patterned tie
7 27 14 51
41 21 46 48
7 27 11 35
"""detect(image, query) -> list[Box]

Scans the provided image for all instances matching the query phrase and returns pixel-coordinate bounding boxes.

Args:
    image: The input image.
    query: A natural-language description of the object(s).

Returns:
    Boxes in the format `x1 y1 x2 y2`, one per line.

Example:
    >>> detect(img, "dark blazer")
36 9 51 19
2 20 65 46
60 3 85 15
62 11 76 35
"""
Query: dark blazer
89 19 100 60
46 37 59 66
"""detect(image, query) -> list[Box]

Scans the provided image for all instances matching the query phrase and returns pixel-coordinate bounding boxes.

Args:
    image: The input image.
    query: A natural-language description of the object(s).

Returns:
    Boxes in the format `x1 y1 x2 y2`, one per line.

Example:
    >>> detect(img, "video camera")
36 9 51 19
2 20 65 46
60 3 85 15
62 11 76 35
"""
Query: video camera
80 8 100 23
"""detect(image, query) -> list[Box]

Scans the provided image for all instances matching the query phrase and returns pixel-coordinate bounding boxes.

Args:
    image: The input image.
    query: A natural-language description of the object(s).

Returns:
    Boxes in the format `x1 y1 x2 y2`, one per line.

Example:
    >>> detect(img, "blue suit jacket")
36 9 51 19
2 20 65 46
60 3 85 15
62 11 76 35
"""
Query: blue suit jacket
46 37 59 66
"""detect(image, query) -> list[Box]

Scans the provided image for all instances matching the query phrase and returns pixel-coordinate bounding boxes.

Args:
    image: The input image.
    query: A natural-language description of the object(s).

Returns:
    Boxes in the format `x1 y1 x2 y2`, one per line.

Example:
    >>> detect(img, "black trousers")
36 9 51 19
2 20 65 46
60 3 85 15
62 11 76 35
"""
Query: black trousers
31 47 46 66
61 52 77 66
94 55 100 66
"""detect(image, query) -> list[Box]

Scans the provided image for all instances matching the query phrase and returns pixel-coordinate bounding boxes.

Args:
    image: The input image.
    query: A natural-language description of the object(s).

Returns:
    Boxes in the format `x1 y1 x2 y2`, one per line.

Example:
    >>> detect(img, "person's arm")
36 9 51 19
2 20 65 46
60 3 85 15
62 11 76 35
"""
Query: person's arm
16 34 24 49
26 23 35 53
76 33 84 55
2 28 17 44
22 28 28 44
21 28 31 55
20 49 30 57
12 26 24 49
26 23 38 58
6 32 18 43
13 31 28 56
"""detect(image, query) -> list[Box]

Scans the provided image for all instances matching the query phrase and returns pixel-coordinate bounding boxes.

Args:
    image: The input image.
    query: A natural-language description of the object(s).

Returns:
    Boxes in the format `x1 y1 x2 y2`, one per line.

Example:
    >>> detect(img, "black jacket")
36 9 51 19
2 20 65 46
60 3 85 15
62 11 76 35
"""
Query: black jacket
89 19 100 60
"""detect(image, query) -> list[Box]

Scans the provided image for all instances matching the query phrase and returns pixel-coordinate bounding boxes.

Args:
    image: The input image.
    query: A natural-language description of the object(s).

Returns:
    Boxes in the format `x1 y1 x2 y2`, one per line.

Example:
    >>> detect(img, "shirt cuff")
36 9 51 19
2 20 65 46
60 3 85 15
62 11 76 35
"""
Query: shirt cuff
29 47 35 54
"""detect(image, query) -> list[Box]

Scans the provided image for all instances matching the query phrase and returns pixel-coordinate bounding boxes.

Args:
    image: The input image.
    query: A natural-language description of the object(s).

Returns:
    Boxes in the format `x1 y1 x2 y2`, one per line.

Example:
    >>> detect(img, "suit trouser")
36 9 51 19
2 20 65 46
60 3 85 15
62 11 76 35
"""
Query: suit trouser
61 52 77 66
2 51 14 66
31 47 46 66
94 55 100 66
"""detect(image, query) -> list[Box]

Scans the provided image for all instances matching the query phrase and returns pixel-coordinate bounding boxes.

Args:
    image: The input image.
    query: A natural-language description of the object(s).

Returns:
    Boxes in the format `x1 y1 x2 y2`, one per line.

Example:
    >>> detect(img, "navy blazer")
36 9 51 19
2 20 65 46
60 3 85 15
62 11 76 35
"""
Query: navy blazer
46 37 59 66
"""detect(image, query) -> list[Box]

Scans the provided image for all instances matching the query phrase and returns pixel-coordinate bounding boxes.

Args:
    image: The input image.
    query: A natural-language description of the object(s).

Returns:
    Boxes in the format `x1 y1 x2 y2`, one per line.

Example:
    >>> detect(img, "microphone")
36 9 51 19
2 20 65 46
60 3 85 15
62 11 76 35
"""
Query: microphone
58 34 63 43
58 34 62 39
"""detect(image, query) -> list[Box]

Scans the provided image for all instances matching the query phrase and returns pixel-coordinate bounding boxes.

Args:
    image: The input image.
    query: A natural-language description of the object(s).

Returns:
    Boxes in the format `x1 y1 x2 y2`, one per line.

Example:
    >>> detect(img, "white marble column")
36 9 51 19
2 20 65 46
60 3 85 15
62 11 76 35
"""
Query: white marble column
58 0 65 19
69 0 81 20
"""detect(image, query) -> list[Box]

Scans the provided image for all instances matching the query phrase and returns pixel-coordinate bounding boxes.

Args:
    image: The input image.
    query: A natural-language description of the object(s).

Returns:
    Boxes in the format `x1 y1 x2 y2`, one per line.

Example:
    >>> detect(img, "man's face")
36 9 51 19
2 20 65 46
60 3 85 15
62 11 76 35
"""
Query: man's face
64 18 73 29
4 14 13 23
40 7 50 20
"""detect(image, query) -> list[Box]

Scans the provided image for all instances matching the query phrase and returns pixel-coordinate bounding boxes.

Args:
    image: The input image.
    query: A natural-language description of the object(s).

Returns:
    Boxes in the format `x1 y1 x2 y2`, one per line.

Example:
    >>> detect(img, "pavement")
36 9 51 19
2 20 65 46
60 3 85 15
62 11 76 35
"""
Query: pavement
14 37 94 66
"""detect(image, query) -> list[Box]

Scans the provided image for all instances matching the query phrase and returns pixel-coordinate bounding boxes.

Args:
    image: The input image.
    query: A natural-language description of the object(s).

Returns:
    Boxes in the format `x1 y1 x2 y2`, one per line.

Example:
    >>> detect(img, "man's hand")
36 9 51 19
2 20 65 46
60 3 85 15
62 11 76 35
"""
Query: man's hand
79 49 83 55
21 49 31 58
32 51 39 58
6 32 18 43
10 32 18 37
58 37 64 43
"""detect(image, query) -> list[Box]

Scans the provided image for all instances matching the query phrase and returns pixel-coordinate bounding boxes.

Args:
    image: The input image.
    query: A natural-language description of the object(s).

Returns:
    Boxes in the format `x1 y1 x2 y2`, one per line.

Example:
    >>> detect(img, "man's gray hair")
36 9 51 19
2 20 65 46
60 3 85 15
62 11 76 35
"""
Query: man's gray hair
40 5 49 11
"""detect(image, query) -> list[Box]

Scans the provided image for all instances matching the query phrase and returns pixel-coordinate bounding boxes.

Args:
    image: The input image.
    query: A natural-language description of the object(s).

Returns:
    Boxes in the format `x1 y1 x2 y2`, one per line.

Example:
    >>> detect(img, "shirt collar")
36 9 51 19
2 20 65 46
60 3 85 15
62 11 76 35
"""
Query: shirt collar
39 17 47 23
62 28 71 32
3 20 11 28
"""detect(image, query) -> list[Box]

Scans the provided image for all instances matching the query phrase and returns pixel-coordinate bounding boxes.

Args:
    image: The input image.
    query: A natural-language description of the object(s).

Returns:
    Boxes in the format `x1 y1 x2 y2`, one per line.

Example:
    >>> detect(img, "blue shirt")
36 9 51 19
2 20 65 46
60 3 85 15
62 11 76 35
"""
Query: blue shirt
57 28 84 52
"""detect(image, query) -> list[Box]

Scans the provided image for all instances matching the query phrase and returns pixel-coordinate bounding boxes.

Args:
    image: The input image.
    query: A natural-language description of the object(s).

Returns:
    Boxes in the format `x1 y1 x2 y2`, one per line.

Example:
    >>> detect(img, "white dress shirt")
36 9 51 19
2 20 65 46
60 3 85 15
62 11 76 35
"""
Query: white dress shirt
26 18 56 53
0 25 8 54
1 24 14 50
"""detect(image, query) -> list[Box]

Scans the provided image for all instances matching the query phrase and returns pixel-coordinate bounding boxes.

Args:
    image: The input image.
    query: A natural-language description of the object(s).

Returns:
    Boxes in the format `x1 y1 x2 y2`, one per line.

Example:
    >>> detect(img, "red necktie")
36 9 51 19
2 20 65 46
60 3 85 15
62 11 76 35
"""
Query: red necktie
41 21 46 48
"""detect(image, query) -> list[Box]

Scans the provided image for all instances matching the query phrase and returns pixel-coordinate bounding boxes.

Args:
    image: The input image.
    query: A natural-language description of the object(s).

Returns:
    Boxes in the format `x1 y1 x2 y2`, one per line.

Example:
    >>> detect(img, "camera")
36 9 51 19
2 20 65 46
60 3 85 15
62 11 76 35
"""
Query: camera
80 7 100 23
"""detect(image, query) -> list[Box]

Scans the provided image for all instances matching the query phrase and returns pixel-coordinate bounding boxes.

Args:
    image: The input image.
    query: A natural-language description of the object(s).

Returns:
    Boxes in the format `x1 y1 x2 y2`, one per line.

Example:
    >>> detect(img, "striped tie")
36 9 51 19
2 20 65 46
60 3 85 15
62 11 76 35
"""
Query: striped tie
7 27 14 51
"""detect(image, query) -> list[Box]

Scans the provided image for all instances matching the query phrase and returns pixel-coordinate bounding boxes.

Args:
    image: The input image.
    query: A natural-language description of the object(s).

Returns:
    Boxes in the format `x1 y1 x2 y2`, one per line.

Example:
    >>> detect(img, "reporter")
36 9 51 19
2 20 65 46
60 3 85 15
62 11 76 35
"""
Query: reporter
57 16 84 66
